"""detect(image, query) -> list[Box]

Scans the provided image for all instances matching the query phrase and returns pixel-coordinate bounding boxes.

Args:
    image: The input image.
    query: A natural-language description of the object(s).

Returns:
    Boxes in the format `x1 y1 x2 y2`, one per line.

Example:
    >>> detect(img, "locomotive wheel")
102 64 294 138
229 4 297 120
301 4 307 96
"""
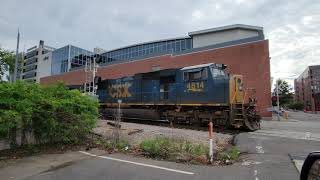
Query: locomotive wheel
244 117 260 131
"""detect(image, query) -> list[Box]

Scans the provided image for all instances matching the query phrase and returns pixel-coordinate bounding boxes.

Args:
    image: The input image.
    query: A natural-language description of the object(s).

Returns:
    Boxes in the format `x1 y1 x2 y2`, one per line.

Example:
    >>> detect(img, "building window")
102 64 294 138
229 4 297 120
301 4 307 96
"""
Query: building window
186 39 192 49
181 39 186 50
60 59 68 73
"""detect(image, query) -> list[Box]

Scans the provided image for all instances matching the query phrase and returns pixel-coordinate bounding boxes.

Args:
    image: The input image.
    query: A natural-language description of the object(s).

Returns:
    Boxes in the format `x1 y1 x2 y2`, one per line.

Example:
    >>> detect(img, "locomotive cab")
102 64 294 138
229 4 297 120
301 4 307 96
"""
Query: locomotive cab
180 63 229 106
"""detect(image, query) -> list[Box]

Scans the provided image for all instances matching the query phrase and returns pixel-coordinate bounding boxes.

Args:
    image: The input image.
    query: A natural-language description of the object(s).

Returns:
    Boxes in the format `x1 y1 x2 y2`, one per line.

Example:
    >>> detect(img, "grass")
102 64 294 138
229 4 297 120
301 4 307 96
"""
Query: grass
139 136 209 164
217 146 240 161
0 134 237 166
93 137 129 152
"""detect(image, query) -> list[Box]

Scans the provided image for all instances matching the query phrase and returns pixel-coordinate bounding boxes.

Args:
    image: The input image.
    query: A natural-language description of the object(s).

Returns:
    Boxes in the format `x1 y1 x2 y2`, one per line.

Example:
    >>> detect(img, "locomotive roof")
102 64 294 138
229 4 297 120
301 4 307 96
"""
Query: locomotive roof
181 63 226 70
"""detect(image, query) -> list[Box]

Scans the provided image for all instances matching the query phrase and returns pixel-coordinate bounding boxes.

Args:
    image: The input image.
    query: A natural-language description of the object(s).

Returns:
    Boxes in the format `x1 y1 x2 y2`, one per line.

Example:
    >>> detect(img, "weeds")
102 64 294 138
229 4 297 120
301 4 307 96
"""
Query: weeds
217 146 240 161
93 137 129 152
139 136 209 164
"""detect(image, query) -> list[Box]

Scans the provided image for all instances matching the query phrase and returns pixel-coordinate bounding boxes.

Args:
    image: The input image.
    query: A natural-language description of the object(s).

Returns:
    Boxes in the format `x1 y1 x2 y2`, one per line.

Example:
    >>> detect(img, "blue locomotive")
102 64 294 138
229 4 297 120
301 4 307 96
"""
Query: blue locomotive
96 63 260 130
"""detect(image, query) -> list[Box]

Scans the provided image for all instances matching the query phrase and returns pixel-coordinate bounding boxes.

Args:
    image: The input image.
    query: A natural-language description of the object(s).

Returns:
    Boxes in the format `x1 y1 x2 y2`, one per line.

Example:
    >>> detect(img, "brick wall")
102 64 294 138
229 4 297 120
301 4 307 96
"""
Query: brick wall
41 40 271 117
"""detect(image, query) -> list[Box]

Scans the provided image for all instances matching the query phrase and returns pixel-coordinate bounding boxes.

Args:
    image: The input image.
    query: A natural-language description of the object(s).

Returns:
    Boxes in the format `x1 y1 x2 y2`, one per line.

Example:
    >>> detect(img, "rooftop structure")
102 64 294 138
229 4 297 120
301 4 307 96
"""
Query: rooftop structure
97 24 264 66
51 45 93 75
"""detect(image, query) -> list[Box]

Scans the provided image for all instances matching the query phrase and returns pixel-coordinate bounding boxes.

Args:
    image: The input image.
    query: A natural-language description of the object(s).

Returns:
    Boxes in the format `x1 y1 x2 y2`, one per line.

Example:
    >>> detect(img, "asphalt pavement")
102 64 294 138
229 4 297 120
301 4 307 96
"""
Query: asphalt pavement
7 111 320 180
235 111 320 180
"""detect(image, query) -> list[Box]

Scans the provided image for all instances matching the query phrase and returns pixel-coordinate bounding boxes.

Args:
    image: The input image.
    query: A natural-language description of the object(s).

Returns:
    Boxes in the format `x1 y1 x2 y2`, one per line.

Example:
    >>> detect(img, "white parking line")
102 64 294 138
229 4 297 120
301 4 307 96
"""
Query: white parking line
249 130 320 142
79 151 194 175
255 146 264 154
254 169 259 180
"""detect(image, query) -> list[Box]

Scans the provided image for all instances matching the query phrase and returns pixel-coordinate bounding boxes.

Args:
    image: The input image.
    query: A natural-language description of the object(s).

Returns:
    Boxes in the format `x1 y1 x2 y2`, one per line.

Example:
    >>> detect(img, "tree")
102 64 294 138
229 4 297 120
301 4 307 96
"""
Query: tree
0 48 15 81
288 102 304 110
272 79 294 106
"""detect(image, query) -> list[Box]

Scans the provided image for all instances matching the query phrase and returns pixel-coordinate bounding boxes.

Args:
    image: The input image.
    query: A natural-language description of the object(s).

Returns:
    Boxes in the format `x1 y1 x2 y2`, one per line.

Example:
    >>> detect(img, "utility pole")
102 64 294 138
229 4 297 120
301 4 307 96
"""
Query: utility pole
13 28 20 82
276 79 280 121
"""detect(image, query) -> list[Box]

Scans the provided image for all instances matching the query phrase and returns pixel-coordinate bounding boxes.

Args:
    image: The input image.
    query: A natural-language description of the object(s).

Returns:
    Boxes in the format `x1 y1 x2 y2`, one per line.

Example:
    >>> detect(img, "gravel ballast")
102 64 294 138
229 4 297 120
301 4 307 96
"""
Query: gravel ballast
94 120 233 151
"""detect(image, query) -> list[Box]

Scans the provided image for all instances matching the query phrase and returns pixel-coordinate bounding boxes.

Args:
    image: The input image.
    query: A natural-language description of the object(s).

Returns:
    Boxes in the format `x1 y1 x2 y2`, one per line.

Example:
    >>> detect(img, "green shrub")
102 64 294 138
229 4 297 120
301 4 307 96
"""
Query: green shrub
139 136 209 163
0 81 99 146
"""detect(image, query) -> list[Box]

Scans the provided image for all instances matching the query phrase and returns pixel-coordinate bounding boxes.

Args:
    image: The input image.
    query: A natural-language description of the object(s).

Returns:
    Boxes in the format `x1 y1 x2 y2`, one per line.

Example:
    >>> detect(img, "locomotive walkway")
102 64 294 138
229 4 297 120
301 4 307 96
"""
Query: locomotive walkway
1 111 319 180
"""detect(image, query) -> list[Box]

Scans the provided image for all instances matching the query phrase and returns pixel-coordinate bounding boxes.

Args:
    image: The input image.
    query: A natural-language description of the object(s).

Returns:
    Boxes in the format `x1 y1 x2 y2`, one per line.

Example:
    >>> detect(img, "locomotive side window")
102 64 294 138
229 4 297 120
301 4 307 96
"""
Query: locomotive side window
183 68 208 81
190 71 202 80
183 71 189 81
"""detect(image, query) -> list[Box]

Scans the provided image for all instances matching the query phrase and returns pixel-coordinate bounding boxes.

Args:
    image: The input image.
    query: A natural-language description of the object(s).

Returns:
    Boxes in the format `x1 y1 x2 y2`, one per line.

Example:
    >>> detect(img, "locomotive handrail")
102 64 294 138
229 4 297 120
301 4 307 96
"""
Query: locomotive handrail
243 90 247 104
231 86 238 104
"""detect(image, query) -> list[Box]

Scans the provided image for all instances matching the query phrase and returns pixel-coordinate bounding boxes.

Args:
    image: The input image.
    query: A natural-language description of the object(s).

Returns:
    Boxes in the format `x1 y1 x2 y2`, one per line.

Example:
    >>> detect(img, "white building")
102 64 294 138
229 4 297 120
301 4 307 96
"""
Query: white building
21 40 55 82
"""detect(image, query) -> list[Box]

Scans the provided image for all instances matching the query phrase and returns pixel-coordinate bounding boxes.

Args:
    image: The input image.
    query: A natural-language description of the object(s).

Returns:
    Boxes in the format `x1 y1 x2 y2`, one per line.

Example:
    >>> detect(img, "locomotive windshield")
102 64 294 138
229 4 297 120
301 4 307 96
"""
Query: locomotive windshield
211 68 226 78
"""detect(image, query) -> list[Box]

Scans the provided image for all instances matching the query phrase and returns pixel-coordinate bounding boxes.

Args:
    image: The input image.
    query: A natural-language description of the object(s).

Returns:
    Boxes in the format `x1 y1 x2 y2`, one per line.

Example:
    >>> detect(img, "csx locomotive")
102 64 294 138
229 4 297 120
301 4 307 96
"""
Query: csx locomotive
96 63 260 130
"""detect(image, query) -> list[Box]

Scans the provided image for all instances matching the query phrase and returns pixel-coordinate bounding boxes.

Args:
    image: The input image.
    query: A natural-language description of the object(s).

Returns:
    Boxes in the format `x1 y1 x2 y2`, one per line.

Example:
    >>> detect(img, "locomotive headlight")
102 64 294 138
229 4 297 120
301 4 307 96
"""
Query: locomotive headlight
237 79 243 91
238 85 243 91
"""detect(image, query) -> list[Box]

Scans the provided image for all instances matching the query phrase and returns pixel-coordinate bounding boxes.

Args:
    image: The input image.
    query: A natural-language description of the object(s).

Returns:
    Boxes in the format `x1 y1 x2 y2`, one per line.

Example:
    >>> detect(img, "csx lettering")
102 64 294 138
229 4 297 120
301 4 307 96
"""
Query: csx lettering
108 82 132 98
187 81 204 92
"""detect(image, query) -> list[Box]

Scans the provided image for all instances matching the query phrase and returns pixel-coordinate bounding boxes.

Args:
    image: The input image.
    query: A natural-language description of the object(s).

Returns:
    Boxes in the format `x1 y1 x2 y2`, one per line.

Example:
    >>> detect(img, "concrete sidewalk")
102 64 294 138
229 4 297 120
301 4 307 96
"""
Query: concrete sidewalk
0 149 108 180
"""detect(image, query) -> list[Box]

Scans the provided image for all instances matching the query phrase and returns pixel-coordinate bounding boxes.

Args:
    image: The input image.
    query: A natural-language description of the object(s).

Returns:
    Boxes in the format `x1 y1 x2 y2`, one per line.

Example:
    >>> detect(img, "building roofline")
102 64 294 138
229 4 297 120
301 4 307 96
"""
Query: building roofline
309 65 320 68
188 24 263 36
103 36 191 54
52 44 93 53
181 63 214 70
103 24 263 54
295 65 320 80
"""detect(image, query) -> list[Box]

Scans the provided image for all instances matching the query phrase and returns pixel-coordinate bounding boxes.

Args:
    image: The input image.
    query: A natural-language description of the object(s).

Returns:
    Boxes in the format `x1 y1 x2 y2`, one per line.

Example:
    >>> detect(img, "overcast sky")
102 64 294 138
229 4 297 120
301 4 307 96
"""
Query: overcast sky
0 0 319 87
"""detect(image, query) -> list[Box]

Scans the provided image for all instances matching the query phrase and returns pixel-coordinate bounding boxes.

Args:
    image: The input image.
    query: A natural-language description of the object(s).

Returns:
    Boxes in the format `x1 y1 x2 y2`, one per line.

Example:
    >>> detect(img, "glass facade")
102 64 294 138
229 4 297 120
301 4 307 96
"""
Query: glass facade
99 38 192 64
51 45 93 75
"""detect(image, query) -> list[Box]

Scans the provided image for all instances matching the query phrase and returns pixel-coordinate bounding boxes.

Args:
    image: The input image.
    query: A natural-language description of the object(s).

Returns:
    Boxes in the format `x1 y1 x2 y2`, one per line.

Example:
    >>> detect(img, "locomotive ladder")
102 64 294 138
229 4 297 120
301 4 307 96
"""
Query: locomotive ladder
230 83 245 129
232 102 259 131
232 103 245 128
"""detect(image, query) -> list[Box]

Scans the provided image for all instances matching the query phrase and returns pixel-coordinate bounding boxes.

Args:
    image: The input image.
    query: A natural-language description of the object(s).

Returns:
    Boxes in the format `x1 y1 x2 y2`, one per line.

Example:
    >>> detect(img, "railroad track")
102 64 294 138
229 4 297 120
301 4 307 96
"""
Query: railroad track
101 117 242 135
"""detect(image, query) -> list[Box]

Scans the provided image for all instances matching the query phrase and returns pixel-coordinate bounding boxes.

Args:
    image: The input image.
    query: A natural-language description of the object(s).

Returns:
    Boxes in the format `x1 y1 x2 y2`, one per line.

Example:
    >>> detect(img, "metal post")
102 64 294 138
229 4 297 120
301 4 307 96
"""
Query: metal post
13 29 20 82
276 79 280 121
208 122 214 163
114 99 122 144
118 99 121 124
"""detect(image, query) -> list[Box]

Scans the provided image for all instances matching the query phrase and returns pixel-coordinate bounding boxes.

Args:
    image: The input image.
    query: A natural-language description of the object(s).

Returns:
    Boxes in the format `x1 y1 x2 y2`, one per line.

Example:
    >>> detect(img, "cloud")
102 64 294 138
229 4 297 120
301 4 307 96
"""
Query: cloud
268 13 320 88
0 0 319 88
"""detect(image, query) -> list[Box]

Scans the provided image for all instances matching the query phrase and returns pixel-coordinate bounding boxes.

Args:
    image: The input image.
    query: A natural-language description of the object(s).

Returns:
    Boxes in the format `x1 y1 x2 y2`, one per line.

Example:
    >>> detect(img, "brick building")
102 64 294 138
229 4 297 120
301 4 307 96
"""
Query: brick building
40 24 272 117
294 65 320 111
